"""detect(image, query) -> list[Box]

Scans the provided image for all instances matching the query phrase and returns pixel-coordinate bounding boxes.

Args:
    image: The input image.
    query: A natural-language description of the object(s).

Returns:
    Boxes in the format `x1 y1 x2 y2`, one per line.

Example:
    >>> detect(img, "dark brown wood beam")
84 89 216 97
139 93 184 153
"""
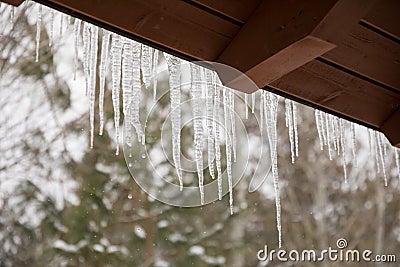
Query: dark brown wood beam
216 0 338 91
1 0 24 6
36 0 240 61
270 60 400 128
381 108 400 147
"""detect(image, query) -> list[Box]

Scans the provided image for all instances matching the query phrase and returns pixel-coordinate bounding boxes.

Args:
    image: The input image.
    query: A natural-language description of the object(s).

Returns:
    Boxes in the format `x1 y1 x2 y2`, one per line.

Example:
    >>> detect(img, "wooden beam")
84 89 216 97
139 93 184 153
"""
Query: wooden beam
269 60 400 128
38 0 240 61
188 0 262 24
363 0 400 41
1 0 24 6
381 108 400 148
215 0 338 90
313 0 400 91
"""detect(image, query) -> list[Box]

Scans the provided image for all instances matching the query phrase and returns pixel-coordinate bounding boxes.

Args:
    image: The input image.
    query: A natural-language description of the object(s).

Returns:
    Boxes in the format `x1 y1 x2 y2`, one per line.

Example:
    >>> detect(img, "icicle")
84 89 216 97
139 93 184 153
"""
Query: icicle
368 128 373 155
110 34 123 155
223 87 233 214
83 23 91 95
320 111 327 146
229 89 237 162
373 130 381 174
88 26 98 149
325 113 332 160
214 75 223 200
315 110 324 150
259 91 264 132
285 99 295 163
395 148 400 182
99 30 110 135
73 19 81 80
376 133 387 186
67 15 71 28
121 39 134 146
49 9 54 47
206 70 215 180
251 92 256 113
152 50 159 100
292 101 299 158
35 5 42 62
339 119 347 183
131 41 145 145
60 14 64 36
164 53 183 190
331 116 337 152
264 92 282 248
350 123 357 167
191 64 205 204
10 6 14 23
244 94 249 119
141 45 152 88
334 117 340 156
190 64 204 204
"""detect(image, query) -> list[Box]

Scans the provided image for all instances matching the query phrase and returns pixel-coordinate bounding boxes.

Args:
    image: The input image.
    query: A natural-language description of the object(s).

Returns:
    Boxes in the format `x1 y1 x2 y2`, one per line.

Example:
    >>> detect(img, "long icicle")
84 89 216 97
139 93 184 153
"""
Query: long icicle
83 22 91 96
251 92 256 113
339 119 347 183
131 41 145 145
35 4 42 62
49 9 54 47
164 53 183 190
110 34 123 155
73 19 81 80
315 110 324 150
350 123 357 167
292 101 299 158
141 45 152 88
206 69 215 180
229 89 237 162
214 74 223 200
99 30 110 135
325 113 332 160
89 25 98 149
244 94 249 119
376 132 387 186
395 148 400 183
264 91 282 248
223 87 233 214
191 64 205 203
285 99 295 163
152 50 159 100
122 39 134 146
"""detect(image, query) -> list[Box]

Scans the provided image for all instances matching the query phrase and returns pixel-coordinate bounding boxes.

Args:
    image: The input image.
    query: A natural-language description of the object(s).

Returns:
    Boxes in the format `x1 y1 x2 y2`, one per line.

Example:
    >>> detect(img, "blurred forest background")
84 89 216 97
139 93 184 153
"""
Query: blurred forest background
0 3 399 267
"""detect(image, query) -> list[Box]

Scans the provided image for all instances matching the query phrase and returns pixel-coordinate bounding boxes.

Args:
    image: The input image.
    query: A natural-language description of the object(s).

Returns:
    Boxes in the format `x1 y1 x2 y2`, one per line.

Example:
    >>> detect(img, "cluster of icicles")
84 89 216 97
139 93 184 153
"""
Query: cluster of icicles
6 1 400 248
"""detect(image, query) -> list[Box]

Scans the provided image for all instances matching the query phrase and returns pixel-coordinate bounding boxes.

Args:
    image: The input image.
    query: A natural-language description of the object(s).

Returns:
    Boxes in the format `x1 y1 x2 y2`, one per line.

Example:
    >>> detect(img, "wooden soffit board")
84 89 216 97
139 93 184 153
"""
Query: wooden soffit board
3 0 400 147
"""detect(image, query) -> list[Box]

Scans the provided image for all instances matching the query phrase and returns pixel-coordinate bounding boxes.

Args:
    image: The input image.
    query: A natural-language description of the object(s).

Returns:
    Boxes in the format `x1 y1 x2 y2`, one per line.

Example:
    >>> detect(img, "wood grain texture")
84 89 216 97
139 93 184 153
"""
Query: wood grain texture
189 0 262 24
270 60 400 128
44 0 240 60
363 0 400 40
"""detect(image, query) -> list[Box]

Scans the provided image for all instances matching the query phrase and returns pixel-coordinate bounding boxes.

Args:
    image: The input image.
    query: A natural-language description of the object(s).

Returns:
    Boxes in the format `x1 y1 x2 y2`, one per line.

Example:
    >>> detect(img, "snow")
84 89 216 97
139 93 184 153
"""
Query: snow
134 225 147 239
